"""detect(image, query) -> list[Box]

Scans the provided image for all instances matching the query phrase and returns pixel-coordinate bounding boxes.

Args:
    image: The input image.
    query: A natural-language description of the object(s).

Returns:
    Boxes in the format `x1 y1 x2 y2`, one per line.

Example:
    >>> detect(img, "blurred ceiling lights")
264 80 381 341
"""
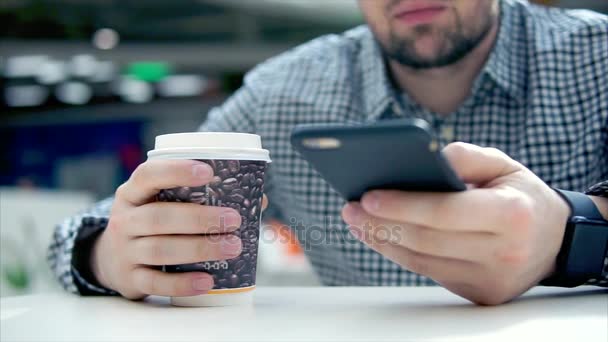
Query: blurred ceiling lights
199 0 361 25
92 28 120 50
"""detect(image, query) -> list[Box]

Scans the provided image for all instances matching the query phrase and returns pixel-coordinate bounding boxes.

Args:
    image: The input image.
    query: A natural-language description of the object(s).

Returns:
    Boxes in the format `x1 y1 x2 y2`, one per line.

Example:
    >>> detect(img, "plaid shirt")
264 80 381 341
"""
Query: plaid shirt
49 0 608 295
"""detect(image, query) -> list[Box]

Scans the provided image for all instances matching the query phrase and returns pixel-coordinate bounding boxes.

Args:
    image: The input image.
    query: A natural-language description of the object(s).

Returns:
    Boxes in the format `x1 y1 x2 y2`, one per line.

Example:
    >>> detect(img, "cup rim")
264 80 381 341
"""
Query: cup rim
148 147 272 162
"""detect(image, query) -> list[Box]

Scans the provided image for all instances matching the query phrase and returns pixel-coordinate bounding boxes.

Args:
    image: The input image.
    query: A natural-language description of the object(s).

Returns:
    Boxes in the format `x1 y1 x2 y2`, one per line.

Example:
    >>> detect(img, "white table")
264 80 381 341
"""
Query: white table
1 287 606 342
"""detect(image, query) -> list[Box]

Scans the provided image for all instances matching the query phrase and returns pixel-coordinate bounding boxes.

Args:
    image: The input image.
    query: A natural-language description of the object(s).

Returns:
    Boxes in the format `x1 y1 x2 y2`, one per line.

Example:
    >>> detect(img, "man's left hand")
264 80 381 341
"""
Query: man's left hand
342 142 571 305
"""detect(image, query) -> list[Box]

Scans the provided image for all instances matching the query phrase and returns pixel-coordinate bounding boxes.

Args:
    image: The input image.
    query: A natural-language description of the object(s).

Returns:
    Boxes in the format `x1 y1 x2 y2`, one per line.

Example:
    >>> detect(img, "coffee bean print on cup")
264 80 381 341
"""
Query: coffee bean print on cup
159 159 266 290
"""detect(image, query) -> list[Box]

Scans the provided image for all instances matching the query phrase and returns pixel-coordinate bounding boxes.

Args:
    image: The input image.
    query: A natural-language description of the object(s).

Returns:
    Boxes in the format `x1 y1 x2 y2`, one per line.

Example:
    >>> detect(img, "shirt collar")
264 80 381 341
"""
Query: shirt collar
359 0 528 120
481 0 529 104
358 28 396 121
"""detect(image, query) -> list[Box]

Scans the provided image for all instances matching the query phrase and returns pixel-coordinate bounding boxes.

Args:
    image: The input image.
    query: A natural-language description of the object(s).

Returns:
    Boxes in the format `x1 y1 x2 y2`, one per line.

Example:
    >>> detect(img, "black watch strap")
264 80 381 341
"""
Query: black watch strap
541 189 608 287
556 190 604 221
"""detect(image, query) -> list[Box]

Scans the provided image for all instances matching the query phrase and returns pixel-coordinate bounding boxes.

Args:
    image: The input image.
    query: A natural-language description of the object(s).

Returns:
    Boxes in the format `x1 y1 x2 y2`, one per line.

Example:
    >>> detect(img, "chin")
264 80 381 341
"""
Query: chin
413 41 446 59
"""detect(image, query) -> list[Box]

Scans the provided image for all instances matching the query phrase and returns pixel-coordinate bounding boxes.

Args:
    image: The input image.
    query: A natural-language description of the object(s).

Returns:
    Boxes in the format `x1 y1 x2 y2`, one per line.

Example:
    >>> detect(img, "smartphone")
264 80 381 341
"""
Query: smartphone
290 119 466 201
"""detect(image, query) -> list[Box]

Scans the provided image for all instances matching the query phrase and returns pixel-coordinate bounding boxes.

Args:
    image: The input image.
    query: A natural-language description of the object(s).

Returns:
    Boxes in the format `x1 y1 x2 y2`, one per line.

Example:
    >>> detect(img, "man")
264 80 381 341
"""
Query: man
49 0 608 305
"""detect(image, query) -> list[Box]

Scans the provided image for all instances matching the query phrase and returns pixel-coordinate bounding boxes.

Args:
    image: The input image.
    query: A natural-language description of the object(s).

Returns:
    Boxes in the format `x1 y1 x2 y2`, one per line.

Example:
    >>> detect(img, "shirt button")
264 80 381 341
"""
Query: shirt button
441 125 455 142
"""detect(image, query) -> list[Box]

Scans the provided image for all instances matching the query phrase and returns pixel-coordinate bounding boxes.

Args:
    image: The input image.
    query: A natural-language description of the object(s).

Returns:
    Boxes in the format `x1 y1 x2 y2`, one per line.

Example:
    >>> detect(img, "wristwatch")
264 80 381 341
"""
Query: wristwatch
541 189 608 287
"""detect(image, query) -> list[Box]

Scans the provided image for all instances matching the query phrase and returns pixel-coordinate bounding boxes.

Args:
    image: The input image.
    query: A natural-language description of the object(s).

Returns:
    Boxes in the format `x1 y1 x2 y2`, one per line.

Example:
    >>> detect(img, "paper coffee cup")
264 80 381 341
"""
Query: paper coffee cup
147 132 271 307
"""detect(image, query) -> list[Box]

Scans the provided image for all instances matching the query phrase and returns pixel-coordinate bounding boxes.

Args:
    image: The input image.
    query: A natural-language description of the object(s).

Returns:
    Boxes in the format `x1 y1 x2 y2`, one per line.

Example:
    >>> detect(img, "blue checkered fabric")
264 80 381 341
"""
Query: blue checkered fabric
49 0 608 294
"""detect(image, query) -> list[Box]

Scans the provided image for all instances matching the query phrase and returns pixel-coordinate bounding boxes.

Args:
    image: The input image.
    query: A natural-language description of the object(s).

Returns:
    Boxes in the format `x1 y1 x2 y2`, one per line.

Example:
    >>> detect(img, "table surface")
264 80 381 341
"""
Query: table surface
1 286 607 342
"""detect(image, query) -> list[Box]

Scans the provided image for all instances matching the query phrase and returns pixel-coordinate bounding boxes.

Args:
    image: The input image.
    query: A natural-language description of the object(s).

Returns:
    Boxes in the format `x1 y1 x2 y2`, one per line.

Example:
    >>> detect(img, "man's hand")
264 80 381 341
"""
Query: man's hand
91 159 246 300
342 142 571 305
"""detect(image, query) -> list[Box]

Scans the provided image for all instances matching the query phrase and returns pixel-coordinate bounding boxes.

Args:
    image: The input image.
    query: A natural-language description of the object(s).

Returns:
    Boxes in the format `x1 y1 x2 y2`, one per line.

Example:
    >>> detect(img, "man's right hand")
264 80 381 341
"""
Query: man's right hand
90 159 243 300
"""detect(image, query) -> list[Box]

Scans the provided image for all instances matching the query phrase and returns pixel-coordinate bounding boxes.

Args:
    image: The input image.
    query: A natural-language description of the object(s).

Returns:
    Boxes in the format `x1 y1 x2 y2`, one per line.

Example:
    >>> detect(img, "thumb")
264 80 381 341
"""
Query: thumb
442 142 522 185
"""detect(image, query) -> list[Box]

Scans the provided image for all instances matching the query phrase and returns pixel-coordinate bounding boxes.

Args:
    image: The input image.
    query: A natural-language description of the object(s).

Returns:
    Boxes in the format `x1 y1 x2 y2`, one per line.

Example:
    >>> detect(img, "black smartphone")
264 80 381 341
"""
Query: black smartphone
290 119 466 201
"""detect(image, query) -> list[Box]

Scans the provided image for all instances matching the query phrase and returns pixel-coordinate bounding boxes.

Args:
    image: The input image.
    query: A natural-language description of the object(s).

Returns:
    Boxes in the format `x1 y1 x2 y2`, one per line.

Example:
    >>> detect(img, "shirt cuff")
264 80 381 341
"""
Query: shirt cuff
71 217 118 296
585 180 608 198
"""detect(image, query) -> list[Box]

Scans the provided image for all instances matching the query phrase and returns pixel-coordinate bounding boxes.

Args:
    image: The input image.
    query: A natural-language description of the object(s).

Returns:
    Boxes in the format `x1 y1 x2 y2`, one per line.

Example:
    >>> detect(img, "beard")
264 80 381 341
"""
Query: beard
380 11 496 69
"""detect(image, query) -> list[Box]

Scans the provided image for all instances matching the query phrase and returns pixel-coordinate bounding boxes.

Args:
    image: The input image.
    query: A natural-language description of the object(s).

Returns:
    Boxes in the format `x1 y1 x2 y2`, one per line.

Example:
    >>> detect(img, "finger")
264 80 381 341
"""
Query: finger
342 203 496 261
442 142 521 185
123 202 241 237
131 268 214 297
117 159 214 206
360 188 528 233
348 224 479 283
131 234 242 266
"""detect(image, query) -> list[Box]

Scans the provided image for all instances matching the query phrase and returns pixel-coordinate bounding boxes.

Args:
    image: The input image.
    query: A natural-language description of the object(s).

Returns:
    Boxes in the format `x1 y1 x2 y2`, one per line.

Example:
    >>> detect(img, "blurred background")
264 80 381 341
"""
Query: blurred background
1 0 607 297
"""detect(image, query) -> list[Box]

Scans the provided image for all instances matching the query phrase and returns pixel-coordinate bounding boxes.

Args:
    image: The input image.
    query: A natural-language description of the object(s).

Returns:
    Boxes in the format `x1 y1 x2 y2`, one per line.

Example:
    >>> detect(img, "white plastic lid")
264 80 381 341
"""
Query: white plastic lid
148 133 271 162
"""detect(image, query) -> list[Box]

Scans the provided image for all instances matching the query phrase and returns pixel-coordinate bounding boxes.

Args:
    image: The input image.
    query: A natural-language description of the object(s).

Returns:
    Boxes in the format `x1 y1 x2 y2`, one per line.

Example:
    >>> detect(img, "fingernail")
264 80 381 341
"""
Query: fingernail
362 192 380 211
192 275 213 292
192 163 213 180
221 235 242 258
222 209 242 229
343 203 362 224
